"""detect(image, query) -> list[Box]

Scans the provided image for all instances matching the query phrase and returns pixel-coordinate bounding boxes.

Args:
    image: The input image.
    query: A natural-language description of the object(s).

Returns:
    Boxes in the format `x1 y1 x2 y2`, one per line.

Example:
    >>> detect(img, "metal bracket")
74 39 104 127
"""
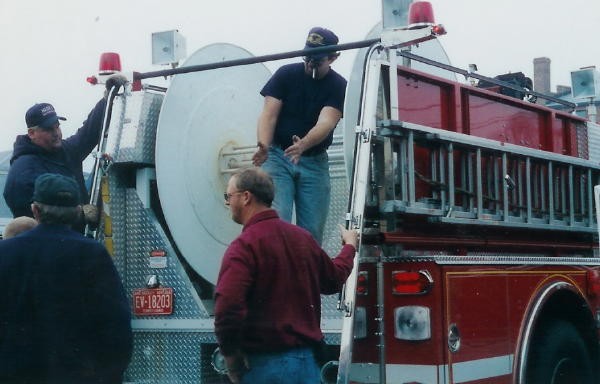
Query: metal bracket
380 25 444 49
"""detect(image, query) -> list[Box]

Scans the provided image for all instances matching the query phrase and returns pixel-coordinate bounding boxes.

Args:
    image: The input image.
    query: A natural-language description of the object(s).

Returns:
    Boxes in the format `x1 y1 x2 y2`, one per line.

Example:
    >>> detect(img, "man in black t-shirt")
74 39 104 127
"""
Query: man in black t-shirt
252 27 347 244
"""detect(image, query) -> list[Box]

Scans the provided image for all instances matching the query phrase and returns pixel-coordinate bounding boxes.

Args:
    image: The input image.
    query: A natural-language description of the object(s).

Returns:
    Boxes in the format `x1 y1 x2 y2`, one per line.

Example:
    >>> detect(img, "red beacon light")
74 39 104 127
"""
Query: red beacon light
99 52 122 75
407 1 435 29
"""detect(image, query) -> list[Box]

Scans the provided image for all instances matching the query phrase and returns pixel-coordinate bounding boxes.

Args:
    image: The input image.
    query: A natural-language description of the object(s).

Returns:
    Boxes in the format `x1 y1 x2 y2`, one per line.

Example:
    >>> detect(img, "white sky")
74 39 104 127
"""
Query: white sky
0 0 598 153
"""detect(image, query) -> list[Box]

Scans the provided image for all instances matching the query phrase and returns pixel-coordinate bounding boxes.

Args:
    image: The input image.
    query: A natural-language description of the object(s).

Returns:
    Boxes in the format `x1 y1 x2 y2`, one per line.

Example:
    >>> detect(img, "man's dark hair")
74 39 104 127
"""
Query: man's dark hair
233 168 274 207
32 202 80 225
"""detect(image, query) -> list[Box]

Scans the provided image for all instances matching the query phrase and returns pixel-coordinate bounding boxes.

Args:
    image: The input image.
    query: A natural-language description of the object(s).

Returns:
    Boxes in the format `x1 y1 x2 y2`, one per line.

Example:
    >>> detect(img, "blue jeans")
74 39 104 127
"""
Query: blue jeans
262 146 331 244
241 347 320 384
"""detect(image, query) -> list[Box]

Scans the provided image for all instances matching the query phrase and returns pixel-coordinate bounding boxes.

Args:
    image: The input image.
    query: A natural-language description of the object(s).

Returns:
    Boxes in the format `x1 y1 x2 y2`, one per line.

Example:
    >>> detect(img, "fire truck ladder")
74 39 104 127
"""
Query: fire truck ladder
375 119 600 234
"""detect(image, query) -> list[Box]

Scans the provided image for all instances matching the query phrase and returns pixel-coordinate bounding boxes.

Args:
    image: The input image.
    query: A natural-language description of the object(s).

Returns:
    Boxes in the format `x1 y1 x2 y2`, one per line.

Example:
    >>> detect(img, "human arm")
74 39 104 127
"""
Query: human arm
284 106 342 164
252 96 282 166
63 98 107 162
3 155 46 218
319 225 358 294
64 74 127 162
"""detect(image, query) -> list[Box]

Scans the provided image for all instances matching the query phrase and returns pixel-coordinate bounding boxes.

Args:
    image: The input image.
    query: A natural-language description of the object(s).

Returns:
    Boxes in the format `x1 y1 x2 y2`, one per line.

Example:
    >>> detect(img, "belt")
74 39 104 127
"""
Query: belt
273 143 326 157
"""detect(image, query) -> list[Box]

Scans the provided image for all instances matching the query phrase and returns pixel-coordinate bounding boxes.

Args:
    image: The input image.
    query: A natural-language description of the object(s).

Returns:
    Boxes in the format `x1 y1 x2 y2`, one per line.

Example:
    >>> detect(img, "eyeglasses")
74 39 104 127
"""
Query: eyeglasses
223 191 244 203
303 56 327 66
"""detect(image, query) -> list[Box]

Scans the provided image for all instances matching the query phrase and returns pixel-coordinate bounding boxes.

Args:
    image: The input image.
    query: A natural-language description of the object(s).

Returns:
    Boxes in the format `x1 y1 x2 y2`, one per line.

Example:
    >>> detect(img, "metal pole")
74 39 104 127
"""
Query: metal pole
398 51 577 110
134 39 381 80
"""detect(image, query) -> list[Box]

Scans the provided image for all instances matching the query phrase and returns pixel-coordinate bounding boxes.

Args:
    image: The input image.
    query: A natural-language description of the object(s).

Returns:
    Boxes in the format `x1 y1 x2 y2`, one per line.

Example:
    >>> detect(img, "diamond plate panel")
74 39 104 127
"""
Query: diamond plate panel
587 122 600 164
125 332 207 383
322 133 350 322
107 171 209 319
107 90 164 165
577 121 589 160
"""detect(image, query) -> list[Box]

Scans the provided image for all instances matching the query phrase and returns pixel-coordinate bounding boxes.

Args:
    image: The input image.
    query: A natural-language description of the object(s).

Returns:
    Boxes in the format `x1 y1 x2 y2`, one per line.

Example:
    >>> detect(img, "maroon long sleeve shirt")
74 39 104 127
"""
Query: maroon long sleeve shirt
214 209 355 356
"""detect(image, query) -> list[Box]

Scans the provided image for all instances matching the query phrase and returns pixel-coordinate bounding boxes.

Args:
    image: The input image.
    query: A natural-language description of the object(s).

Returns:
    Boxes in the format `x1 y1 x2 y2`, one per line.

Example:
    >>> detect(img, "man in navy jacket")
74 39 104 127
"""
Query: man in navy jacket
0 173 132 384
3 75 125 219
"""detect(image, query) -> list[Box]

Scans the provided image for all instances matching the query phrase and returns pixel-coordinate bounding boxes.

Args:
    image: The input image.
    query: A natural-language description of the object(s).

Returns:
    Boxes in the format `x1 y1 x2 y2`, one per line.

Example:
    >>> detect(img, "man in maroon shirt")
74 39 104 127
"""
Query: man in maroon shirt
215 167 357 384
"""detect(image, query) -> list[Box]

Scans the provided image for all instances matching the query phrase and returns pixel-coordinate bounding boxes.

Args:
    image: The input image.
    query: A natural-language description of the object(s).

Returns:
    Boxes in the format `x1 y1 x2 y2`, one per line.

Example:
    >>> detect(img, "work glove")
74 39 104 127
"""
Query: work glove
106 73 128 90
82 204 100 228
103 74 128 99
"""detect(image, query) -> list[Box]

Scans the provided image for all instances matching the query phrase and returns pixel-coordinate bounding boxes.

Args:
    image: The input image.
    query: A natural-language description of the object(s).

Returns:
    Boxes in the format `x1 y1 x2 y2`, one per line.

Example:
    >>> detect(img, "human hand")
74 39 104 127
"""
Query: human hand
284 135 306 164
103 74 128 99
82 204 100 226
105 74 128 90
339 224 358 249
224 351 249 384
252 142 269 166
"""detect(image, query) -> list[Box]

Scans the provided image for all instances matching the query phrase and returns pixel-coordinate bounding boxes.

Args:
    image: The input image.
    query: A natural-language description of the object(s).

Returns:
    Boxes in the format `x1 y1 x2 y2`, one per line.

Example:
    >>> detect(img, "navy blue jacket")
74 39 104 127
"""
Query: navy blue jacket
0 224 132 383
3 98 107 218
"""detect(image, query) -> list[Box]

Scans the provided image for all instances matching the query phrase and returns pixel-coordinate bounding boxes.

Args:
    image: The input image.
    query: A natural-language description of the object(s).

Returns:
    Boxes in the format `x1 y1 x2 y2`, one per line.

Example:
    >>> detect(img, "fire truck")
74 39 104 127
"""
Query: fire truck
85 1 600 383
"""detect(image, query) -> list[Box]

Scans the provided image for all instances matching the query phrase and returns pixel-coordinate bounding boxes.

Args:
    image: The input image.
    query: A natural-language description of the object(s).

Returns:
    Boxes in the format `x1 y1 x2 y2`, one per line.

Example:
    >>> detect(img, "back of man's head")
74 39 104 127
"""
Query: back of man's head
32 173 81 225
233 168 274 207
3 216 38 239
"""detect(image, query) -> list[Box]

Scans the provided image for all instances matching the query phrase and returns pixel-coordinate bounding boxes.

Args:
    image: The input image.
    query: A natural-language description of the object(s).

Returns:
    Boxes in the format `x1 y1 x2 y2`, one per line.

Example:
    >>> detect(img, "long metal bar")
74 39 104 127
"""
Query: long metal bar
400 139 408 202
382 233 595 251
503 154 509 221
493 155 500 212
377 257 386 384
337 44 382 384
397 51 577 109
526 157 532 222
548 162 555 222
389 49 400 121
86 86 119 238
134 39 380 80
468 151 474 213
407 131 415 204
440 146 446 213
448 143 455 214
588 169 593 227
476 148 482 220
569 165 575 225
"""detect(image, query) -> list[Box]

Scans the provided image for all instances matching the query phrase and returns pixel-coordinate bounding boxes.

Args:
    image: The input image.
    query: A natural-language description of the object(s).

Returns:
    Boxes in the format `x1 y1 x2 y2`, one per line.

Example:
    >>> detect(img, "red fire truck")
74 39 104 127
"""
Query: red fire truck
81 2 600 383
335 12 600 384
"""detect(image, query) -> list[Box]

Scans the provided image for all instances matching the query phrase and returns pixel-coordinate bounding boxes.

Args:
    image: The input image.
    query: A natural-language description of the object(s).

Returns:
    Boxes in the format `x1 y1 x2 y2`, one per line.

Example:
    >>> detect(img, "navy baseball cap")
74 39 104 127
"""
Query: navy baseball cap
304 27 339 60
32 173 80 207
25 103 66 129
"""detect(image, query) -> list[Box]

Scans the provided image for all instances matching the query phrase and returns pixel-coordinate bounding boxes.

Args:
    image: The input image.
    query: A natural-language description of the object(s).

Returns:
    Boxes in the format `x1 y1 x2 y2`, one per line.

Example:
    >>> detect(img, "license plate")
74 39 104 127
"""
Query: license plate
132 287 174 315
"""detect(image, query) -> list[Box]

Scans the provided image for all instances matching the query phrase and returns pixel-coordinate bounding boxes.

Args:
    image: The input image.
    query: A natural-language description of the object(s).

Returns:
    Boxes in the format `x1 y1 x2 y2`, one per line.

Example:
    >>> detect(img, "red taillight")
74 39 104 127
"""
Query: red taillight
392 270 433 295
356 271 368 295
408 1 435 28
587 269 600 298
86 76 98 85
99 52 122 74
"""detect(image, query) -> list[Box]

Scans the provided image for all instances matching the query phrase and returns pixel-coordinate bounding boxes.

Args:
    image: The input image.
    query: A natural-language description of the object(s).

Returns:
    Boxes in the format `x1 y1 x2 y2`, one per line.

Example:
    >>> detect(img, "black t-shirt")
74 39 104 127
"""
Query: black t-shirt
260 63 347 152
